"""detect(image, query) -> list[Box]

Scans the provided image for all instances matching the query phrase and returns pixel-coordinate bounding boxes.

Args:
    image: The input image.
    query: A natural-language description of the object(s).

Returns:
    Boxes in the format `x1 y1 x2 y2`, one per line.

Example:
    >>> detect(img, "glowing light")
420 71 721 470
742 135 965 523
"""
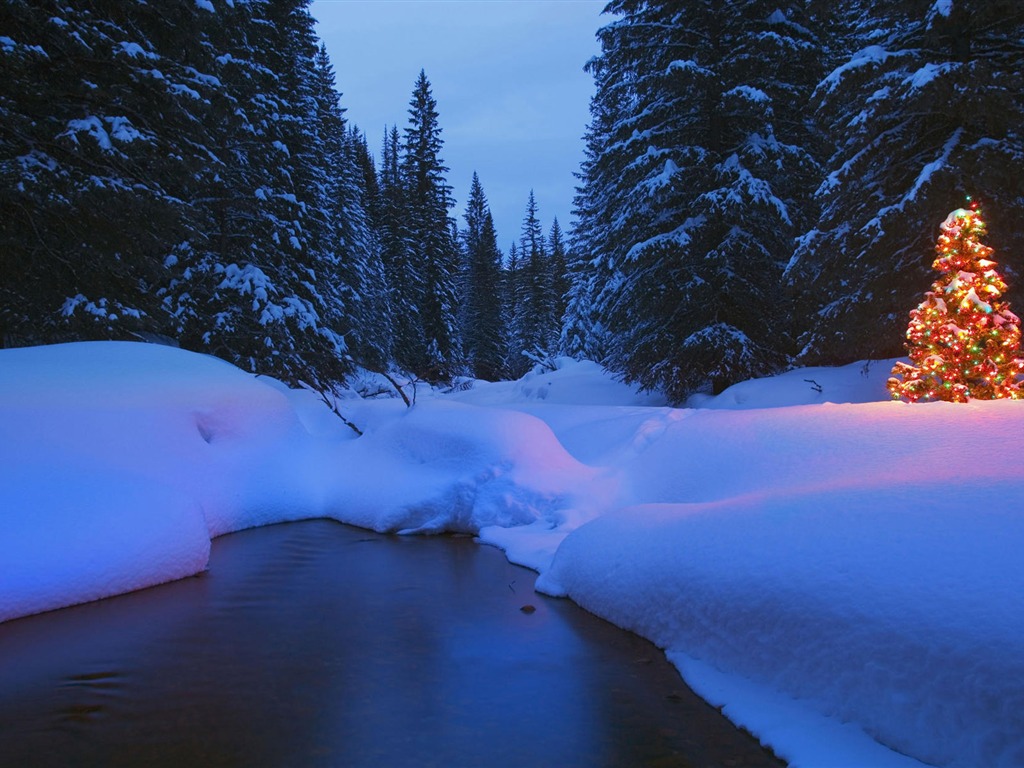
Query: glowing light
888 204 1024 402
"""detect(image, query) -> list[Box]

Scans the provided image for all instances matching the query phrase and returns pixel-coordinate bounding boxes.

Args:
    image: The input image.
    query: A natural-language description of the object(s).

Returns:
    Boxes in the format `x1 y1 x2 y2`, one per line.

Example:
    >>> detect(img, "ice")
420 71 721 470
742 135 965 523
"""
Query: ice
2 341 1023 767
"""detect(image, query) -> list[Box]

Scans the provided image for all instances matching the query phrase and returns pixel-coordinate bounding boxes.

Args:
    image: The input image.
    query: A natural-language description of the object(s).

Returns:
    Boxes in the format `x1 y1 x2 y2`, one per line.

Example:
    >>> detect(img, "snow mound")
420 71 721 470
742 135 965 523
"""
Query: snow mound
0 341 340 620
539 398 1024 768
0 467 209 624
449 357 668 407
327 400 612 537
687 358 897 409
5 343 1024 768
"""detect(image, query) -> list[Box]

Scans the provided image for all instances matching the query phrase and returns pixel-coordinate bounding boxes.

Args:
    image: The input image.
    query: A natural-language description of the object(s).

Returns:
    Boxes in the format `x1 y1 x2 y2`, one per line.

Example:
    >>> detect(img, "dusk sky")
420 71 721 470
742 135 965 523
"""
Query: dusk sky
311 0 607 252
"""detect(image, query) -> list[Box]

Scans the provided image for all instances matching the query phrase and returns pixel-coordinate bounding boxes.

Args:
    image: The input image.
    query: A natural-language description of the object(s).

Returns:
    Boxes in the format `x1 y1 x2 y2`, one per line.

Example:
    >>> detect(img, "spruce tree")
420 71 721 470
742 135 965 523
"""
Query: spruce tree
515 190 552 362
574 0 820 401
503 241 528 377
378 124 421 373
172 0 350 389
460 173 507 380
547 217 570 347
400 70 462 381
347 126 393 370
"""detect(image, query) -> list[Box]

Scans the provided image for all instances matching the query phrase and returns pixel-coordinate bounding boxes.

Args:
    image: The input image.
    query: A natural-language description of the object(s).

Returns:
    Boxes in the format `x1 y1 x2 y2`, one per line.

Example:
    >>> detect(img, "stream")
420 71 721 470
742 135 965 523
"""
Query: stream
0 519 783 767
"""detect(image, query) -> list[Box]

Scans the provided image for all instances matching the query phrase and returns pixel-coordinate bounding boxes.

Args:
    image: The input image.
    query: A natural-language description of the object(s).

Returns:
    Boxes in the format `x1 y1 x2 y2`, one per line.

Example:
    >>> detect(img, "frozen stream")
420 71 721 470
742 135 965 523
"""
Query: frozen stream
0 519 782 767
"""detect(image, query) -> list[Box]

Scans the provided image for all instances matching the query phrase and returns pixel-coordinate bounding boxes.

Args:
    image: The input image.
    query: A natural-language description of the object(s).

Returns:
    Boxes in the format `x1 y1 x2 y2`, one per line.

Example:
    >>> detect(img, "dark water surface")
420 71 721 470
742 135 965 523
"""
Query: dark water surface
0 520 783 767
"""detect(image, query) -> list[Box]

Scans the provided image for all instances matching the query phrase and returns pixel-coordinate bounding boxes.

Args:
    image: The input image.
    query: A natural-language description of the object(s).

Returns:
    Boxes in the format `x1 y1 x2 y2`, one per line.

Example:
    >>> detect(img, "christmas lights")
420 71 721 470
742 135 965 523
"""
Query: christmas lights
888 204 1024 402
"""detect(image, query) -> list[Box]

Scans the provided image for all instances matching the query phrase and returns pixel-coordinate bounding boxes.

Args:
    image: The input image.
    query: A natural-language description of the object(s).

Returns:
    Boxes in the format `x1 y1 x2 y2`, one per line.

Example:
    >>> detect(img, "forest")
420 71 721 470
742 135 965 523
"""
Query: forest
2 0 1023 402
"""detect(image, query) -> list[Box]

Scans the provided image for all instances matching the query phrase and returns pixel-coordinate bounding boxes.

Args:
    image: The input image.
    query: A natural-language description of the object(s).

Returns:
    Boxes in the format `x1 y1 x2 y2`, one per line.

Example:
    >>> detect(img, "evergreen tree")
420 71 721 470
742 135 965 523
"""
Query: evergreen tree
787 0 1024 365
515 190 552 361
888 205 1024 401
1 0 215 344
460 173 506 380
305 46 385 374
400 70 462 381
378 123 421 373
347 126 393 370
547 217 570 346
171 0 350 389
503 241 528 377
574 0 820 401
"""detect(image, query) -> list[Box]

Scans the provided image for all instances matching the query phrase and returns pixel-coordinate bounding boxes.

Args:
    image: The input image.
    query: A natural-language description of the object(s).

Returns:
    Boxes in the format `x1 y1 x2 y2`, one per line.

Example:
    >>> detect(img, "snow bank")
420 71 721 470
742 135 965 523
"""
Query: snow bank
536 397 1024 768
4 345 1023 768
324 399 612 537
449 356 668 407
686 357 896 409
0 341 341 621
0 343 599 621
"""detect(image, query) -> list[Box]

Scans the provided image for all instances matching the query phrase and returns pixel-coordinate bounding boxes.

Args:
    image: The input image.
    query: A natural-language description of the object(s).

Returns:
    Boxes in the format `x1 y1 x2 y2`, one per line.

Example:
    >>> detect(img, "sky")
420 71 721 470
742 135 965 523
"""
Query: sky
311 0 607 252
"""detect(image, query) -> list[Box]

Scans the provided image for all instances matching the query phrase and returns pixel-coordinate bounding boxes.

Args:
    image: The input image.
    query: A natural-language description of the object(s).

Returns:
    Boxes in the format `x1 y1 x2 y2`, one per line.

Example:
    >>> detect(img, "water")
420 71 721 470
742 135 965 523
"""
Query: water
0 520 783 767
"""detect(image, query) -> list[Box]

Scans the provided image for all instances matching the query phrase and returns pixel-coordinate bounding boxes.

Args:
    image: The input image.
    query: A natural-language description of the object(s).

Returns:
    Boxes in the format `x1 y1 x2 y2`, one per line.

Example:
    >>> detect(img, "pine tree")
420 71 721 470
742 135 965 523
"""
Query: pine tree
787 0 1024 365
548 217 570 347
888 205 1024 402
347 126 393 370
309 46 388 373
574 0 820 401
378 124 421 373
515 190 552 361
1 0 215 344
400 70 462 381
173 0 351 389
460 173 506 380
503 241 528 377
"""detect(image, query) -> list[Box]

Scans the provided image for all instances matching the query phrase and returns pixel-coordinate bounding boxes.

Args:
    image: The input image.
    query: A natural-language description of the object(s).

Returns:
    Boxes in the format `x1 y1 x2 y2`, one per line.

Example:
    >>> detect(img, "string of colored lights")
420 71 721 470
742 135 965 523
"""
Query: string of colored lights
888 203 1024 402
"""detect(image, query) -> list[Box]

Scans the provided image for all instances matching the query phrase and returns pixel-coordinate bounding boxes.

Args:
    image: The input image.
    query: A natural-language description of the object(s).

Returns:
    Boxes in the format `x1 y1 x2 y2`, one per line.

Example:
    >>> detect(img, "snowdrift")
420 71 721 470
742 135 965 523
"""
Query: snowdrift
2 342 1023 768
0 342 592 622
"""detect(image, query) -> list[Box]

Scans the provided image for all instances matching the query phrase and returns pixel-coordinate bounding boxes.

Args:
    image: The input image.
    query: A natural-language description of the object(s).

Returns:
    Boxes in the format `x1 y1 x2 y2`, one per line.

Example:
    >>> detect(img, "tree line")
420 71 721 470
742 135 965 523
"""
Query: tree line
4 0 1022 403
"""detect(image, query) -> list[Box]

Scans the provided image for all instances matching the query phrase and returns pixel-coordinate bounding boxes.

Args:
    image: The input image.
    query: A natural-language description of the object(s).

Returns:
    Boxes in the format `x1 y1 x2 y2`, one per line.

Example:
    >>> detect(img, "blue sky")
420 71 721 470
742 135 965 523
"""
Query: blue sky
311 0 607 252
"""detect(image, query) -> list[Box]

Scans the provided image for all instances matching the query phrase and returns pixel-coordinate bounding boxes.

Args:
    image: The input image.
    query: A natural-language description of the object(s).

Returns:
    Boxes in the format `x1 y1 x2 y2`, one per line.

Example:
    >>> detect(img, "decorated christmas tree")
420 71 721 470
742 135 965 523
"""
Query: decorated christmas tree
888 204 1024 402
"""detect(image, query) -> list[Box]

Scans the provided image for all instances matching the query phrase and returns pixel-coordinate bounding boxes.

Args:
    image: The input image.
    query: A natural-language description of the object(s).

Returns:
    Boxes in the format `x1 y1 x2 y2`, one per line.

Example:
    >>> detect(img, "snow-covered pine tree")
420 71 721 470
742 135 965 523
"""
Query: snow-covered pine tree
171 0 351 389
400 70 463 382
310 46 390 373
786 0 1024 366
547 217 570 348
503 241 527 376
346 125 393 371
1 0 214 344
378 123 422 374
460 173 507 380
514 190 555 367
577 0 820 401
562 75 618 363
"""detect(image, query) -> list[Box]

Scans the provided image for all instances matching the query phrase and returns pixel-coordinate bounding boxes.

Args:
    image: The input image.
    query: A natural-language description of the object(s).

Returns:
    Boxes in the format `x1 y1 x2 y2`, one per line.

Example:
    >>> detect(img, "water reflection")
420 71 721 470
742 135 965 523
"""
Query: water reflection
0 520 782 767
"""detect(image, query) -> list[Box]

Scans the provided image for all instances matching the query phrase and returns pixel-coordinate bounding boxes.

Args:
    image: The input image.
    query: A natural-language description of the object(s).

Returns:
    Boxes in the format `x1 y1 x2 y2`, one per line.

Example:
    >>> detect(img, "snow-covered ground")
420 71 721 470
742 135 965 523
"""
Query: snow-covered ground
2 342 1023 768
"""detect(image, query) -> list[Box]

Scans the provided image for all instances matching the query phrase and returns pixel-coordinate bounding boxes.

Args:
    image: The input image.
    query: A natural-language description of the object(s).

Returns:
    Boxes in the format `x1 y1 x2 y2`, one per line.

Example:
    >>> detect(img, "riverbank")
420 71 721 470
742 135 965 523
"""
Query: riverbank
0 520 781 767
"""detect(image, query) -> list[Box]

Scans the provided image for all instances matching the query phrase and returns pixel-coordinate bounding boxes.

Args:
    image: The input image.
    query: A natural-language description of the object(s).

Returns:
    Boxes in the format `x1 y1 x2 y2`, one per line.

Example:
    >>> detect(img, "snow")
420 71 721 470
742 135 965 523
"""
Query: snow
819 45 894 94
906 62 953 91
3 342 1024 768
724 85 770 104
